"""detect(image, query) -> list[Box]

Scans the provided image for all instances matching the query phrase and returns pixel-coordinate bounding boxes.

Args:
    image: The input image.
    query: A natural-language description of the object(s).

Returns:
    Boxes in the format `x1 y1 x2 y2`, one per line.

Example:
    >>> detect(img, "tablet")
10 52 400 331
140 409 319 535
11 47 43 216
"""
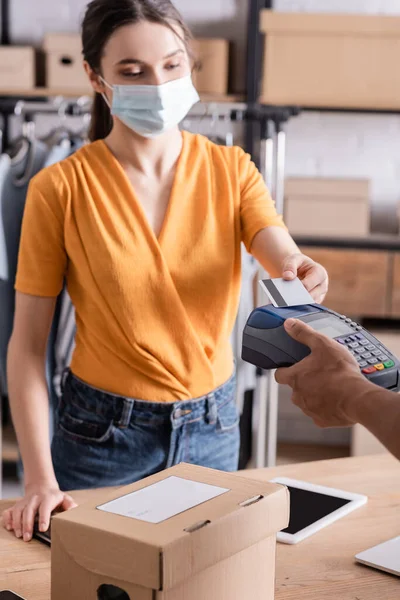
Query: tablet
270 477 368 545
355 535 400 577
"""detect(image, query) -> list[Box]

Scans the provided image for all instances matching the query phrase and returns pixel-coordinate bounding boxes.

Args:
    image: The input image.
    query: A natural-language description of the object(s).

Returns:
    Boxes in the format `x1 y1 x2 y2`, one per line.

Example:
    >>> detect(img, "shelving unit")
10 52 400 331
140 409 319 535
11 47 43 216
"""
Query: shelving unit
0 88 92 98
3 1 400 143
245 0 273 159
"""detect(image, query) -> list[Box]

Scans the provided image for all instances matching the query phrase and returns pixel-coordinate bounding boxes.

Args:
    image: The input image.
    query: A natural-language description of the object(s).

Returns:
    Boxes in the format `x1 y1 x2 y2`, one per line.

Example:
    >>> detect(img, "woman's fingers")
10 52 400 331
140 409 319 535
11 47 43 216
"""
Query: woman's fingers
38 492 77 532
22 495 41 542
38 494 60 533
2 508 13 532
282 254 304 279
61 494 78 511
301 266 328 294
308 283 329 303
282 256 329 303
11 504 24 538
3 490 78 542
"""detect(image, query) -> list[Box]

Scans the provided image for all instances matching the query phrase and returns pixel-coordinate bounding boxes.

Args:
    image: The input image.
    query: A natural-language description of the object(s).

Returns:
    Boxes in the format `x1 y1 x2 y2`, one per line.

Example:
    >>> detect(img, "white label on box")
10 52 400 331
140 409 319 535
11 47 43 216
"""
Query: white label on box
97 476 230 524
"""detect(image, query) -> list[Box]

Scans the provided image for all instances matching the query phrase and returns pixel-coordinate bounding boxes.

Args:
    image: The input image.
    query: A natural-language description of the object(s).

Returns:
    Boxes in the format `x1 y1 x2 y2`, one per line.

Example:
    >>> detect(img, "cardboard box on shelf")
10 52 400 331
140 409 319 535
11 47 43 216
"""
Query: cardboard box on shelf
52 463 289 600
0 47 35 90
260 11 400 110
284 178 370 238
43 34 229 97
192 39 230 96
43 33 92 93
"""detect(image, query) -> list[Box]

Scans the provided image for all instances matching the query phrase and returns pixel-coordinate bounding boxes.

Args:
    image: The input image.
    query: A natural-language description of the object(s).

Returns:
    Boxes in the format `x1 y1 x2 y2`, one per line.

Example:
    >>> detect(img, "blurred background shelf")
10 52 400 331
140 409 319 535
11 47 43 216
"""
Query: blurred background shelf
0 88 92 98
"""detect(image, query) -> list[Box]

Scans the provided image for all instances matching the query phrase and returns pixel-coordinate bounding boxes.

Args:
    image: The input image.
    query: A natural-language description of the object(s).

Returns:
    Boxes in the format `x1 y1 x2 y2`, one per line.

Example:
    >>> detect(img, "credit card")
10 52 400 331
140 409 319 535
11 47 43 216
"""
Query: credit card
259 277 314 308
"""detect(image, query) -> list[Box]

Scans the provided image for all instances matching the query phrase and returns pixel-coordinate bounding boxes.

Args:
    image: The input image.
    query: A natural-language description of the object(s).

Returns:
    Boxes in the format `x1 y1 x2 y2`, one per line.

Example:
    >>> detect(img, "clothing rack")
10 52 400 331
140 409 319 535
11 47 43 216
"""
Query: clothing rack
0 96 92 150
0 95 299 135
0 97 92 117
0 97 300 123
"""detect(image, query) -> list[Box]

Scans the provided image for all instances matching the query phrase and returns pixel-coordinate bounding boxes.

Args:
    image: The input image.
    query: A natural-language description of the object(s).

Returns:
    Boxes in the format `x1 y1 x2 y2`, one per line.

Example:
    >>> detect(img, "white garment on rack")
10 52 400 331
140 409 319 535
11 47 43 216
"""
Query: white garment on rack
0 140 49 396
231 246 258 413
53 290 76 398
0 153 11 281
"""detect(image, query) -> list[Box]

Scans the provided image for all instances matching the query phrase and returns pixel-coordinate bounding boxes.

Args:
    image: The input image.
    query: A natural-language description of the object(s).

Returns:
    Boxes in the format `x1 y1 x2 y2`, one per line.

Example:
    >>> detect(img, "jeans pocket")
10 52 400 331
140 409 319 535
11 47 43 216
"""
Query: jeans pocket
216 398 239 434
58 405 115 445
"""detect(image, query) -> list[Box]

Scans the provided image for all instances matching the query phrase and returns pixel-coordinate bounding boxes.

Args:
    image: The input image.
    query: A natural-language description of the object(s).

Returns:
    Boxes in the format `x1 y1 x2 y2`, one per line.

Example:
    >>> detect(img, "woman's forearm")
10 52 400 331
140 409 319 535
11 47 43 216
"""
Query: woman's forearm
7 337 58 488
346 381 400 460
250 227 300 276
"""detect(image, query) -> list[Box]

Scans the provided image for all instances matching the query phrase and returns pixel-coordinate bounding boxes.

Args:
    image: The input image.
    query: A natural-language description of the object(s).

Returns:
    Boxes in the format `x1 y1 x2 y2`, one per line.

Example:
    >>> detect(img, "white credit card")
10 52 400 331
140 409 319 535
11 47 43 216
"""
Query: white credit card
259 277 314 308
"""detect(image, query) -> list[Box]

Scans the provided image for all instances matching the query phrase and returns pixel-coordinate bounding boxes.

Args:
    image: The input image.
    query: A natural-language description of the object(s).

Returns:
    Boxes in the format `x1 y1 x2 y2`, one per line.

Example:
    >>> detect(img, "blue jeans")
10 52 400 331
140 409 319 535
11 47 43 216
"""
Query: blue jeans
51 371 240 491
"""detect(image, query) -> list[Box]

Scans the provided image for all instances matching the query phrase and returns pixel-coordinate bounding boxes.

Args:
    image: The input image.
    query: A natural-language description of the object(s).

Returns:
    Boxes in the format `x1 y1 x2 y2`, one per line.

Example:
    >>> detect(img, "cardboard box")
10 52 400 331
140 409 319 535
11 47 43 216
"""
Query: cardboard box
260 11 400 109
0 46 35 90
285 178 370 238
52 463 288 600
192 39 230 96
43 33 92 92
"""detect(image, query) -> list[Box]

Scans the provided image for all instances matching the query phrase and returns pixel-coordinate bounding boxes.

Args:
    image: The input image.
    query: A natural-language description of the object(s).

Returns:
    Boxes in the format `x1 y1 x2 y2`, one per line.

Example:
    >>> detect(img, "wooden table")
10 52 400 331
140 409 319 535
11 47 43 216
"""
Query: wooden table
1 454 399 599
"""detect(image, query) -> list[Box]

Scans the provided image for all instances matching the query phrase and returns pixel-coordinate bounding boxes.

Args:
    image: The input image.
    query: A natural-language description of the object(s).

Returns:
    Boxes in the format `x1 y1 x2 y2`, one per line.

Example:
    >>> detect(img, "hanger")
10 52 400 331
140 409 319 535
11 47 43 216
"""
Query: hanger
60 96 92 146
40 99 72 148
72 112 91 146
207 105 231 146
9 102 38 187
223 113 234 147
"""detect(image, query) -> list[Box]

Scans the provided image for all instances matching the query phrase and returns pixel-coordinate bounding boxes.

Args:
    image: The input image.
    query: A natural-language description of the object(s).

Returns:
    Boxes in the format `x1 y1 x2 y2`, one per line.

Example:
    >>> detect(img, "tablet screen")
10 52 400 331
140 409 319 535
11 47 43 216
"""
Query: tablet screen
283 486 351 534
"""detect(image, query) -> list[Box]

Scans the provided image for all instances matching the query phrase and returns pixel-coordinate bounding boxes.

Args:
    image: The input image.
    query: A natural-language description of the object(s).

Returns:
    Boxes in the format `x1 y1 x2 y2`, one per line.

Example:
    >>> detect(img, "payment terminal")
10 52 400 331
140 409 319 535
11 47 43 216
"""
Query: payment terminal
242 304 400 391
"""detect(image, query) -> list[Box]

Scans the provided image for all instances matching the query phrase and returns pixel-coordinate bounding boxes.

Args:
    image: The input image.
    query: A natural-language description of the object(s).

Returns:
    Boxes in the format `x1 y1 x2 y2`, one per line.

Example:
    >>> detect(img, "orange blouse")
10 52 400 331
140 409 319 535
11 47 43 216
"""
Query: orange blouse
16 132 285 401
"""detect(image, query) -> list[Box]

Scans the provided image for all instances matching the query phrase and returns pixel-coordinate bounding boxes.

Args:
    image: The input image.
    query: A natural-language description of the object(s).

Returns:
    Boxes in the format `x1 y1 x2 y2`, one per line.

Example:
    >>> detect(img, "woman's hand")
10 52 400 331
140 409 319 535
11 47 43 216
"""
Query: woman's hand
2 482 77 542
282 253 328 304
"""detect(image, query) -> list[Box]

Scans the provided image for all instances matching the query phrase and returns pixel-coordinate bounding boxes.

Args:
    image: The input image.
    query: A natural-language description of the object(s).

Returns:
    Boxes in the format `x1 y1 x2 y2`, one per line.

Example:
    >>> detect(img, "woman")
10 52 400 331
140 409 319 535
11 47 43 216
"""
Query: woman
3 0 328 542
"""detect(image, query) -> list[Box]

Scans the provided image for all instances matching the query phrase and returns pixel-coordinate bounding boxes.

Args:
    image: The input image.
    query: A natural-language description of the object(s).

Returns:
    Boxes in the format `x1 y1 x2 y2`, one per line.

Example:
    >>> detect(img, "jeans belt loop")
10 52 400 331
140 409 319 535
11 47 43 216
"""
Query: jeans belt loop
206 393 217 426
60 368 70 395
171 403 181 430
118 398 134 429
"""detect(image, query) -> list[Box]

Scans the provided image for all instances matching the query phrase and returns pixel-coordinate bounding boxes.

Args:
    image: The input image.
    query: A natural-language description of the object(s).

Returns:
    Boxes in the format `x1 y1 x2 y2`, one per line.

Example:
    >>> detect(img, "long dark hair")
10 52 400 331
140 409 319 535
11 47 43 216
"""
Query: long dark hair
82 0 194 142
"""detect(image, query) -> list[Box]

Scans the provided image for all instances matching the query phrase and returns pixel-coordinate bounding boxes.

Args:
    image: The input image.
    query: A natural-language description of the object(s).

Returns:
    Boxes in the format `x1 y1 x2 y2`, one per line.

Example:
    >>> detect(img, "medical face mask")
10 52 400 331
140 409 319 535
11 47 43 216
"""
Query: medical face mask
101 74 200 138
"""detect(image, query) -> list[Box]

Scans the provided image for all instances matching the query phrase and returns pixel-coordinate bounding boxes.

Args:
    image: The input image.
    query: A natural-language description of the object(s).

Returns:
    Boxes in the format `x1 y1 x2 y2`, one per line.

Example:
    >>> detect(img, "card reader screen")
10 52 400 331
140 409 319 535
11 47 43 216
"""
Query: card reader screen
307 316 353 339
